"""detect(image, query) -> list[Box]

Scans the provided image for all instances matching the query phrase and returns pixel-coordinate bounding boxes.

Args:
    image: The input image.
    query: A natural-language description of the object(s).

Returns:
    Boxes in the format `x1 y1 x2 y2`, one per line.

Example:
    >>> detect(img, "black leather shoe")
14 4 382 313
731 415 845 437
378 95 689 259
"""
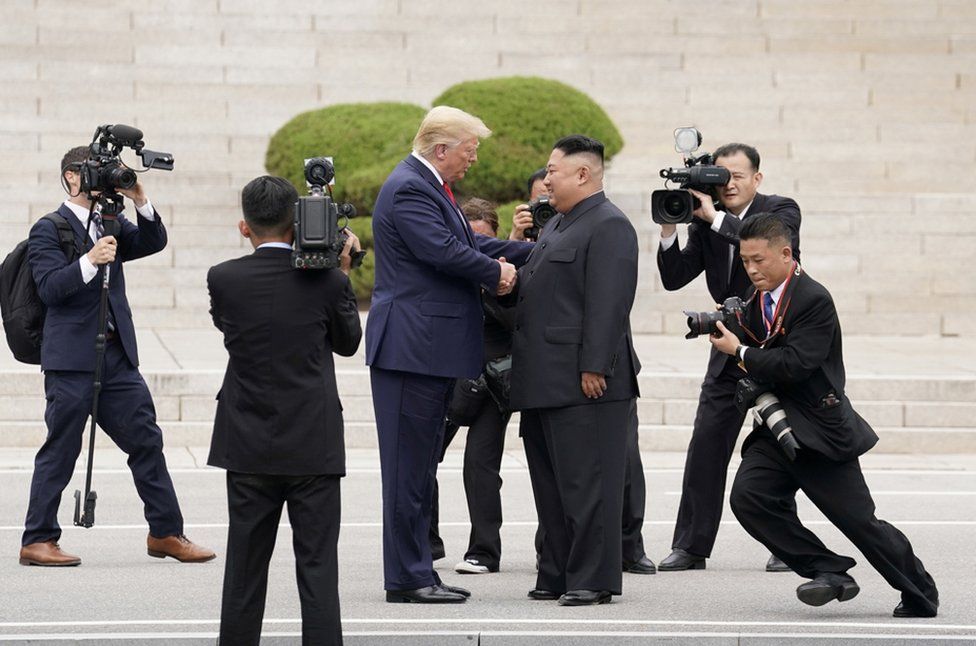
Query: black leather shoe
386 585 466 603
527 588 561 601
439 584 471 598
558 589 612 606
765 554 791 572
893 601 938 618
796 573 859 607
658 549 706 571
623 555 657 574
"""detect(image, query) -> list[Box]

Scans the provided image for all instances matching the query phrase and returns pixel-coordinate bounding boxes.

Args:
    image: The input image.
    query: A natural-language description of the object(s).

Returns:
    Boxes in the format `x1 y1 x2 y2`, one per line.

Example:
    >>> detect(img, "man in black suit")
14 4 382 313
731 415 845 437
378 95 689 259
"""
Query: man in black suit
710 213 939 618
21 146 213 567
657 143 801 572
510 135 640 606
207 176 363 645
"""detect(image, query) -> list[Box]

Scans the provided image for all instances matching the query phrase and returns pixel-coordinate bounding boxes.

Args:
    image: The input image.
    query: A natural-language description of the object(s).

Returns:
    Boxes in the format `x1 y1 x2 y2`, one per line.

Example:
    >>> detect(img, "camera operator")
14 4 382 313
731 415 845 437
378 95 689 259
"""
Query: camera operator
656 143 800 573
19 146 214 567
709 213 939 618
207 176 362 644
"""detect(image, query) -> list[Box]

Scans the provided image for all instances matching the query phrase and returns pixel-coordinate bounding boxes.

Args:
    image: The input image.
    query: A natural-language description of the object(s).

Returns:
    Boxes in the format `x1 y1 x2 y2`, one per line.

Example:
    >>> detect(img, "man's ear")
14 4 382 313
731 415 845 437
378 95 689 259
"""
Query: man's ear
754 170 764 187
238 220 251 239
577 165 590 185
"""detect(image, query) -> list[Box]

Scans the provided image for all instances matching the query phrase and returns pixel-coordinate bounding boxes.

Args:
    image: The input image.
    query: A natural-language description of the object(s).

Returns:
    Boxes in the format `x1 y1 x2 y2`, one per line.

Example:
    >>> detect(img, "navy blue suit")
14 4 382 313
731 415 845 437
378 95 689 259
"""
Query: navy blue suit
22 203 183 546
367 155 531 590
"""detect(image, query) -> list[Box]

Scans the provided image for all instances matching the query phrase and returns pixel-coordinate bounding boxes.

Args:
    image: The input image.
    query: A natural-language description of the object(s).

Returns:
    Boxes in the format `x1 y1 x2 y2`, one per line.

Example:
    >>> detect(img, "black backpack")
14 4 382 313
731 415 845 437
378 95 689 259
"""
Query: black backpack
0 214 80 364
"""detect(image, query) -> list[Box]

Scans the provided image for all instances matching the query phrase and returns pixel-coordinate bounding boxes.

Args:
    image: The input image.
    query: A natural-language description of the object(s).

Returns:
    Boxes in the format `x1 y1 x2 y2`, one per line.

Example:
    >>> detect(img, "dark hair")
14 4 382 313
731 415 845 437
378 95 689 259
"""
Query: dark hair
460 197 499 235
526 167 546 196
553 134 604 165
739 212 791 247
713 143 760 172
241 176 298 236
61 146 89 176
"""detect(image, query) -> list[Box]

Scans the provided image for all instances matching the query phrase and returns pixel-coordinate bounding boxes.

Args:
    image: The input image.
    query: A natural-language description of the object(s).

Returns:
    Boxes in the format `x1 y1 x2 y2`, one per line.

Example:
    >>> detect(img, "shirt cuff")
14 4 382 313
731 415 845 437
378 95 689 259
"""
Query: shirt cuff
710 210 727 232
659 231 678 251
738 345 748 362
79 254 98 284
135 199 155 220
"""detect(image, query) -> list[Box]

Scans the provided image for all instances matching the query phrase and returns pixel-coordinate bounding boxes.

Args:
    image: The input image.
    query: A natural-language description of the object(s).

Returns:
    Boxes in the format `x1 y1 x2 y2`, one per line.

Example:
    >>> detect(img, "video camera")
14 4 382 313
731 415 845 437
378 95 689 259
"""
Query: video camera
683 296 745 340
651 127 731 225
292 157 365 270
524 195 557 240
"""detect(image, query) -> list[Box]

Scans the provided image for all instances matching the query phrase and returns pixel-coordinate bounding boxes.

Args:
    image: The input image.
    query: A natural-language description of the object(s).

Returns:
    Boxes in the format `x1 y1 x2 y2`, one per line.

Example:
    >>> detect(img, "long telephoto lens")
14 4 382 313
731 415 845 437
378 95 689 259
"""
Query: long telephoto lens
755 392 800 460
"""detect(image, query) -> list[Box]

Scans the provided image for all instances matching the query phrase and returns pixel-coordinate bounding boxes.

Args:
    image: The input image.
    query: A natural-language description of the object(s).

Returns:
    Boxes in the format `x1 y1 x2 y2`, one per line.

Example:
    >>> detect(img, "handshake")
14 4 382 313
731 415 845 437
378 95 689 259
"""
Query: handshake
497 257 517 296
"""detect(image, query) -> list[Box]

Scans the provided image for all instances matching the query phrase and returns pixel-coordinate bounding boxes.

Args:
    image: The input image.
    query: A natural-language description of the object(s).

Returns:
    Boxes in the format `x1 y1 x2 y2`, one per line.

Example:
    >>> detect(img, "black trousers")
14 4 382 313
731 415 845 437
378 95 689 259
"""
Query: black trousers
730 436 939 615
23 339 183 546
220 472 342 646
670 362 748 557
522 399 631 595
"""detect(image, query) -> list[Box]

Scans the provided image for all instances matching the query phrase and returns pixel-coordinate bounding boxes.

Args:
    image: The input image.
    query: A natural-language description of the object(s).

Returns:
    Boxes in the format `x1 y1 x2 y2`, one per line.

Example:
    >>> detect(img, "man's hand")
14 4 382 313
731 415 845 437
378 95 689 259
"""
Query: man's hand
339 229 361 276
709 320 741 356
509 204 533 240
687 188 718 224
87 236 117 266
581 371 607 399
118 181 148 208
497 257 517 295
659 222 677 239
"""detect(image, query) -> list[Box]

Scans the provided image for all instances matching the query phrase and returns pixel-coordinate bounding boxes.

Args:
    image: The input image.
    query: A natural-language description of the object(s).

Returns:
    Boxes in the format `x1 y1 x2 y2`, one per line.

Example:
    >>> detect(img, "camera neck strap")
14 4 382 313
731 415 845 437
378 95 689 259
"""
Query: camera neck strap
738 262 801 347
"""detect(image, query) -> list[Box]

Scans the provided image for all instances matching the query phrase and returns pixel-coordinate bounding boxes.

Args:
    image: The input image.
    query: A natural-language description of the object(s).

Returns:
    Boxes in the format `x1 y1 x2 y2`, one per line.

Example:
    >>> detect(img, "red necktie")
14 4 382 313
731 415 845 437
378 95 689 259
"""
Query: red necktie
443 182 457 206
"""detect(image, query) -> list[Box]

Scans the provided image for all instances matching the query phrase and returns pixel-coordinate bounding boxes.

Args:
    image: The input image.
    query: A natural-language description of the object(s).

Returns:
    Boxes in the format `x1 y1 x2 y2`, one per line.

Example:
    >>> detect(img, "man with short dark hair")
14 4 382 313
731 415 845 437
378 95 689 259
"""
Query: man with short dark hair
207 175 362 645
20 146 213 567
709 212 939 618
510 135 641 605
657 142 801 573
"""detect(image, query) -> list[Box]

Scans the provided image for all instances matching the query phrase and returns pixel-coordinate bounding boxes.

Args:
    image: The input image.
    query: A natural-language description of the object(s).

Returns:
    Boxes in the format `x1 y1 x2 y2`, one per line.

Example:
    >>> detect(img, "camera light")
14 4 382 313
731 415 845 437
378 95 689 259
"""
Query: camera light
673 127 702 156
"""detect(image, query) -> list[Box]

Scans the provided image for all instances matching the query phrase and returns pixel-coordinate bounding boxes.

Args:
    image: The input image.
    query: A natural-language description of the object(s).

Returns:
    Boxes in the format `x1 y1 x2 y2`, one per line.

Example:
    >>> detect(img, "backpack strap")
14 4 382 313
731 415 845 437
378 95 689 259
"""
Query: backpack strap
41 213 82 263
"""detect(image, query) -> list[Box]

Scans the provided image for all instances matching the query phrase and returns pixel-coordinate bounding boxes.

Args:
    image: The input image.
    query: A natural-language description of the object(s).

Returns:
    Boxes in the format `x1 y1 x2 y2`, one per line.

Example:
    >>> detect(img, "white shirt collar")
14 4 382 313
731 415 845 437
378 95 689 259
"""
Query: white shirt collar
256 242 293 250
733 199 755 220
410 151 444 186
62 200 95 229
766 276 787 305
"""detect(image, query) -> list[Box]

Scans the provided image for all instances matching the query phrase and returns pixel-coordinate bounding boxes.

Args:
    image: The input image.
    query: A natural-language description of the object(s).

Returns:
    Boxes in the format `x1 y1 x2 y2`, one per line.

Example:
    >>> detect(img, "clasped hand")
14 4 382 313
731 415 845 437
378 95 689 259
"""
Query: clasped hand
496 257 517 295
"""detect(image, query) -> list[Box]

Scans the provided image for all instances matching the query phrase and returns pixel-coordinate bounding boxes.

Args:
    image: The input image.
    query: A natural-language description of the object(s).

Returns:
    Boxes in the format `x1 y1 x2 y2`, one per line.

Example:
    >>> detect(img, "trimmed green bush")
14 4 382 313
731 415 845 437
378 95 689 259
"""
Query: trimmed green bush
432 76 623 205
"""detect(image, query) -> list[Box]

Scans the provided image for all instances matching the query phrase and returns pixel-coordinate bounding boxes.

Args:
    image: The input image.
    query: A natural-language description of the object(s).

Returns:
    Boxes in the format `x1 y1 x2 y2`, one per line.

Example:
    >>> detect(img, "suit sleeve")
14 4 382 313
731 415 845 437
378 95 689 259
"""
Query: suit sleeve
581 216 639 375
742 290 835 384
206 266 223 333
27 218 86 306
715 196 802 257
389 185 501 288
475 235 534 267
327 275 363 357
117 208 168 262
656 222 707 291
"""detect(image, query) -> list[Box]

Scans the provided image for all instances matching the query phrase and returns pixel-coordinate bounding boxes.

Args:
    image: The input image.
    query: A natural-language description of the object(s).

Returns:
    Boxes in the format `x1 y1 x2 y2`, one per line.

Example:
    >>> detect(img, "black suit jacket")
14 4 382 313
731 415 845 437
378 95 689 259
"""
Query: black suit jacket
657 192 801 377
206 247 362 476
739 270 878 462
509 191 640 410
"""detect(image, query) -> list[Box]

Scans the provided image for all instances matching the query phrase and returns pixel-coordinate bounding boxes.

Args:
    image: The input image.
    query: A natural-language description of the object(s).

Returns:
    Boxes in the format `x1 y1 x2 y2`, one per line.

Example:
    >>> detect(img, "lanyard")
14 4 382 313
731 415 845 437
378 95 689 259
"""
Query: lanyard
738 262 800 347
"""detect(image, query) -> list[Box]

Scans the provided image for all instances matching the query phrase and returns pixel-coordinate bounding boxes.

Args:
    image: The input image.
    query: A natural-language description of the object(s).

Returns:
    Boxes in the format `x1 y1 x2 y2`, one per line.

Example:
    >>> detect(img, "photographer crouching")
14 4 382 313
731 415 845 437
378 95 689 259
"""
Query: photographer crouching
709 213 939 618
20 144 213 566
207 175 363 645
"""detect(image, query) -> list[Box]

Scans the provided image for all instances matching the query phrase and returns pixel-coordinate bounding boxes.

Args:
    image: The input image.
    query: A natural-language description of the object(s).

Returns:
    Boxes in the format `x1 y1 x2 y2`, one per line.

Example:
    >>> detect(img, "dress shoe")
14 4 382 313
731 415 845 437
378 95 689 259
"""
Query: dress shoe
147 534 216 563
796 572 860 607
893 601 938 618
19 540 81 567
558 589 612 606
623 555 657 574
386 585 466 603
658 548 706 571
439 584 471 597
527 588 561 601
765 554 791 572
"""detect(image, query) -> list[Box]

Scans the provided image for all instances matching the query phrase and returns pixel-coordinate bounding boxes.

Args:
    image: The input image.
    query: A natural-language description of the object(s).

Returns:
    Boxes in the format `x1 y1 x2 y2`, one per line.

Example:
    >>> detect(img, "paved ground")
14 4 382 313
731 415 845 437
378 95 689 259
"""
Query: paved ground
0 447 974 645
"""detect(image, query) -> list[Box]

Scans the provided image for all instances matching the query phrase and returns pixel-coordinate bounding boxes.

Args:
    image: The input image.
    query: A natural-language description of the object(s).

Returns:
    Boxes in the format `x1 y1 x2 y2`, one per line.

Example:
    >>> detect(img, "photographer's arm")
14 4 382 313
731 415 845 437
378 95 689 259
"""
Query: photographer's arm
326 277 363 357
116 183 167 262
739 294 835 383
27 219 89 306
657 221 707 290
206 266 224 333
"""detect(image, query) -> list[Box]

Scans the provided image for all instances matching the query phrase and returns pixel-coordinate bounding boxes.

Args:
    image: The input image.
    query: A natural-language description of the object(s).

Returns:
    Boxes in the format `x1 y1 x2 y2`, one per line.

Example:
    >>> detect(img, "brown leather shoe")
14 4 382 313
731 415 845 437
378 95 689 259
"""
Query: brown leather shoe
20 540 81 567
147 534 216 563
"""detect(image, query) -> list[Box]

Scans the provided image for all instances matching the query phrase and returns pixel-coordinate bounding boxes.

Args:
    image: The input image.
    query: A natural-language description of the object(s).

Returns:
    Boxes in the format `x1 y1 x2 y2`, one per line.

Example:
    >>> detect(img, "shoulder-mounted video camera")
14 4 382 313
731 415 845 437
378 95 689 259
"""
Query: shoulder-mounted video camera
651 127 730 225
524 195 557 241
292 157 365 270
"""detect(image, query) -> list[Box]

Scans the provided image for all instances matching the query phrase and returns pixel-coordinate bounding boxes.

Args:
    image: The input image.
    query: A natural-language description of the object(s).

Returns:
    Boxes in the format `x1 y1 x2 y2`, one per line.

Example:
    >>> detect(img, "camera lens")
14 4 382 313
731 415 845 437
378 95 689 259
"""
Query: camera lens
105 165 137 190
305 157 335 186
664 194 686 217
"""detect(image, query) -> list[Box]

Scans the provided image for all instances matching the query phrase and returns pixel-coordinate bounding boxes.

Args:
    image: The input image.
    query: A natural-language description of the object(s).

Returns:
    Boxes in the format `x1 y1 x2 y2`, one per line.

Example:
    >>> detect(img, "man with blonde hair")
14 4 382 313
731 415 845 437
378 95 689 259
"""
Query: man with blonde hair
366 105 532 603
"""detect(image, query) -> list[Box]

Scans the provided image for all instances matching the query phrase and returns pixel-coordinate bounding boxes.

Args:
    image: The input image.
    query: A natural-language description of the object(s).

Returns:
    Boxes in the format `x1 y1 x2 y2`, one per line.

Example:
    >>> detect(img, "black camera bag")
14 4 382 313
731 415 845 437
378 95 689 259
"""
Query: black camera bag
447 375 491 427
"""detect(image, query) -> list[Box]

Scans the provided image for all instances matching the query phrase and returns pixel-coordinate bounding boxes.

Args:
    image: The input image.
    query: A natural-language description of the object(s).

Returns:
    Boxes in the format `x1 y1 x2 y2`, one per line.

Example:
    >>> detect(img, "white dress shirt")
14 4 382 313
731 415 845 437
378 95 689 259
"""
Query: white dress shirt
738 277 787 362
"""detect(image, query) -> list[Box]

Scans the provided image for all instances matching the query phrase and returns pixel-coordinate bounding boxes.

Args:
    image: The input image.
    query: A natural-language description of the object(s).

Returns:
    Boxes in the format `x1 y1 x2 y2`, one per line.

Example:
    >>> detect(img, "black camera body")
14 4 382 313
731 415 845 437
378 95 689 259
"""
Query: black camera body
651 128 731 225
79 124 173 196
292 157 364 270
524 195 557 240
683 296 745 340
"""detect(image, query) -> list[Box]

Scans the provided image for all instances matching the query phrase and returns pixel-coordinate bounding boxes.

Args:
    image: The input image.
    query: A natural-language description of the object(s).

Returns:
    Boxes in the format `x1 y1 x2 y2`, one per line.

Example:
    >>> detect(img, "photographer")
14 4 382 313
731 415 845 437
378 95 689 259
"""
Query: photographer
509 168 547 240
710 213 939 618
19 146 213 567
656 143 800 573
207 176 362 644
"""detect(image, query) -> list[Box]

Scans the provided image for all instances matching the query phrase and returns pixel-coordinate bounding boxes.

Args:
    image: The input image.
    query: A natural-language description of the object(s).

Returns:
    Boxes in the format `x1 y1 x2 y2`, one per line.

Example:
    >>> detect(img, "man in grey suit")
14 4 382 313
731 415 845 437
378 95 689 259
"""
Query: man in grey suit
509 135 640 606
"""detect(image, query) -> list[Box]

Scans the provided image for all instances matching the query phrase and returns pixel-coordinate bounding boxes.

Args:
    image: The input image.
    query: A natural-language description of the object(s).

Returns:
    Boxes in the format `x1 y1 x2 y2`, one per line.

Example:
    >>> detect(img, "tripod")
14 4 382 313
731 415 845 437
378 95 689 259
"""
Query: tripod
73 192 124 529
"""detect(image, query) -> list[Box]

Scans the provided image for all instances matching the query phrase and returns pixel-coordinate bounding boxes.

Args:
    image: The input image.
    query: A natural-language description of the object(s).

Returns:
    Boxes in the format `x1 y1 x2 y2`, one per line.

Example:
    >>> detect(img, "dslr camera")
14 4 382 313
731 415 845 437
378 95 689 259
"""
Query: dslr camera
292 157 365 270
524 195 557 241
79 124 174 195
651 127 731 225
734 378 801 461
683 296 745 340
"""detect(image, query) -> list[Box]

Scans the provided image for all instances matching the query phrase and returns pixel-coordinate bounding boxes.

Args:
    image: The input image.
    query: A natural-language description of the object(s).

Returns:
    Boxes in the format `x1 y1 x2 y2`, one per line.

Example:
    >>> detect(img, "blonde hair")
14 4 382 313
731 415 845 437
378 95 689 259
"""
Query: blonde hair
412 106 491 157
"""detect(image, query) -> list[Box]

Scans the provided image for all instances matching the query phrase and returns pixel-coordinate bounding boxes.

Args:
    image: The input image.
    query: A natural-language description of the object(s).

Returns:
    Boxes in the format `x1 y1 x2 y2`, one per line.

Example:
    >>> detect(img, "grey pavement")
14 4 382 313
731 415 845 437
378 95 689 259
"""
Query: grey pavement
0 447 974 644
